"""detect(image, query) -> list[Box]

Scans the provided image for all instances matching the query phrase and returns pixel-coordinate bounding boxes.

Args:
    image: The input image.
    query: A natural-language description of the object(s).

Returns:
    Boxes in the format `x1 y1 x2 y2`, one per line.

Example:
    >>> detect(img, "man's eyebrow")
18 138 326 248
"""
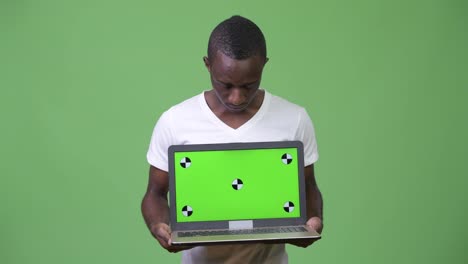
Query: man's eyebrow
243 80 259 85
215 79 230 85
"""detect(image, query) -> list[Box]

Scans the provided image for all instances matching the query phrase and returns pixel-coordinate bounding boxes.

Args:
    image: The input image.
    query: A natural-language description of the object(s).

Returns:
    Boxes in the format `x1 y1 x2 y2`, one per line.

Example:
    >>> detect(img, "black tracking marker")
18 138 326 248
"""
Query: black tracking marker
283 201 295 213
180 157 191 168
182 205 193 217
232 178 243 190
281 153 293 165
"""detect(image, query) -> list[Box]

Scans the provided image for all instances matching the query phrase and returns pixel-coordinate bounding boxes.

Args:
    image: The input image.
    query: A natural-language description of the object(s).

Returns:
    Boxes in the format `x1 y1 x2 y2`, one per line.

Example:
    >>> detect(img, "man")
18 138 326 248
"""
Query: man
142 15 323 263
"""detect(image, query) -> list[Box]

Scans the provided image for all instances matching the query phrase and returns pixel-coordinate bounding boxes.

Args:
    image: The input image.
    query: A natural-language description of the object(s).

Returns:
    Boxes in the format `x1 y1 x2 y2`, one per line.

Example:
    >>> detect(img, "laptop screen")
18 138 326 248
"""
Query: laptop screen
169 142 304 224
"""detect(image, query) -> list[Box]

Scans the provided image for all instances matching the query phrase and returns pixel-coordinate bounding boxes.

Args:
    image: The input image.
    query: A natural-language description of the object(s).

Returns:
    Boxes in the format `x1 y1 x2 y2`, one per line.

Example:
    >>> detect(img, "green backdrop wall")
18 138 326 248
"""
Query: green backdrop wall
1 0 467 263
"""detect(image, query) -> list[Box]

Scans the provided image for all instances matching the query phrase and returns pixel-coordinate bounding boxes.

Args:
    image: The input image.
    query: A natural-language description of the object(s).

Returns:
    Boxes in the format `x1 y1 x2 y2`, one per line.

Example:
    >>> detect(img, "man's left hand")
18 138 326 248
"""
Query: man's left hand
288 216 323 248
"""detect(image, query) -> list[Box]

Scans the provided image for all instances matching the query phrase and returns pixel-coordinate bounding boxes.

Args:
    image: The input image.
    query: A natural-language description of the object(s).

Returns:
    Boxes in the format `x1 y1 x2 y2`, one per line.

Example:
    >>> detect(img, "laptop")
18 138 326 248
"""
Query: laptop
168 141 321 245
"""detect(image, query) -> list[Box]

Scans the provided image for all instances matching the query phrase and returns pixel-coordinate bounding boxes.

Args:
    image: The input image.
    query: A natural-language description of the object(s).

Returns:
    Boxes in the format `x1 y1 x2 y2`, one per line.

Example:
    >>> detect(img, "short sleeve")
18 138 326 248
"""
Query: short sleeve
146 110 174 172
295 108 319 166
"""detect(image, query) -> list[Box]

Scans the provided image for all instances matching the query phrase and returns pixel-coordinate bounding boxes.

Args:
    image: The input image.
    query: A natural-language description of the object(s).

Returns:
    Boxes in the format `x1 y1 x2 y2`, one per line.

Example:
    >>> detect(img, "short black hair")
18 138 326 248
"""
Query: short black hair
207 15 267 61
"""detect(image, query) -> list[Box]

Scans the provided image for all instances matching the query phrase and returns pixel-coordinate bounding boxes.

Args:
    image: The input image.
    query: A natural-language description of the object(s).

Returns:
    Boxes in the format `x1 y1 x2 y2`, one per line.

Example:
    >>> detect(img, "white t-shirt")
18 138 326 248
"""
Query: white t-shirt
147 90 319 264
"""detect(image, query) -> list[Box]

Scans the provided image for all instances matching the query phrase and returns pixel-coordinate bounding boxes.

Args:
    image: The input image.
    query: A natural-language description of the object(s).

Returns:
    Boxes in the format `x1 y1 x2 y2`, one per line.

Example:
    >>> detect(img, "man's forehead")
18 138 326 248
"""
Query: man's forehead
211 49 264 62
210 51 265 75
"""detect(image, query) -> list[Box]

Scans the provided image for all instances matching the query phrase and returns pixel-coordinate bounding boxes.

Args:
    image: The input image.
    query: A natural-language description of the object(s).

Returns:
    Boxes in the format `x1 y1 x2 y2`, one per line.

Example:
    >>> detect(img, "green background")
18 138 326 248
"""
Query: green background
1 0 467 263
174 148 300 222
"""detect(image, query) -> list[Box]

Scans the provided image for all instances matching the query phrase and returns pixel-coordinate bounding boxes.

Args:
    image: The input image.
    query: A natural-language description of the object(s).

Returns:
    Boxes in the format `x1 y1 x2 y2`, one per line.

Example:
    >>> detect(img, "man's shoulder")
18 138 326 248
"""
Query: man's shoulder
166 92 203 113
267 91 306 113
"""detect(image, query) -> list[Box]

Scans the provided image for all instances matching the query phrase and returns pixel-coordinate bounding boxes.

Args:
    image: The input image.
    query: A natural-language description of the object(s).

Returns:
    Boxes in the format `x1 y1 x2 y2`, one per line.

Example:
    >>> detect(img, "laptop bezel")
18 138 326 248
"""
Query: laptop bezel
168 141 307 231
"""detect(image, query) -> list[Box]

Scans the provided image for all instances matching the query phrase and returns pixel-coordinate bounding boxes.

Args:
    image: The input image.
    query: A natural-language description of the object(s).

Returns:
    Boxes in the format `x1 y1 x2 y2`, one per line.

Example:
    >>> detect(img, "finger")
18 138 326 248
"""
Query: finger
155 228 172 249
156 229 171 242
289 241 309 248
167 244 194 253
306 217 323 233
288 237 320 248
156 235 170 249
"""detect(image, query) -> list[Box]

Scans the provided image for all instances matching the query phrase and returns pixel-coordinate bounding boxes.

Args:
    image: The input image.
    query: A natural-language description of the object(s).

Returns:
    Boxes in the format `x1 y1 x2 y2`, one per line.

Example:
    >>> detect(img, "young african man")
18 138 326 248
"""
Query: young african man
142 15 323 264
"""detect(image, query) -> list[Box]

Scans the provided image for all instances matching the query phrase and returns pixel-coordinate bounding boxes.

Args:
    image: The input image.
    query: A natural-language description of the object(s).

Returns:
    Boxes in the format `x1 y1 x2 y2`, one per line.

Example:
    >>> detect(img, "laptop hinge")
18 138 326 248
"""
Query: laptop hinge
229 220 253 230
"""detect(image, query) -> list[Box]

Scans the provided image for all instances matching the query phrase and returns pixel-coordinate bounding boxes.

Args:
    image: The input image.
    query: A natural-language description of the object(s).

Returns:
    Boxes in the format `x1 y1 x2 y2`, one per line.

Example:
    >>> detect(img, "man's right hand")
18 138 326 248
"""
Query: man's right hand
151 223 193 253
142 166 193 253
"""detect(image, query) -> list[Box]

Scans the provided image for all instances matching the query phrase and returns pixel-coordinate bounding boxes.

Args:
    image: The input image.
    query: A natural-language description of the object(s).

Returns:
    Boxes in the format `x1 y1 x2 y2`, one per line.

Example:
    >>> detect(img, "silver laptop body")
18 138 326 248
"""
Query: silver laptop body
168 141 321 245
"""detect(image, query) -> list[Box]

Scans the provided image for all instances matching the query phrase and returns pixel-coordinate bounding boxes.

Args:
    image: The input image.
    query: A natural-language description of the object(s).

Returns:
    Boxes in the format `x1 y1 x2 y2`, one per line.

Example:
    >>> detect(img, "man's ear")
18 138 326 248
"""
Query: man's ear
203 56 211 72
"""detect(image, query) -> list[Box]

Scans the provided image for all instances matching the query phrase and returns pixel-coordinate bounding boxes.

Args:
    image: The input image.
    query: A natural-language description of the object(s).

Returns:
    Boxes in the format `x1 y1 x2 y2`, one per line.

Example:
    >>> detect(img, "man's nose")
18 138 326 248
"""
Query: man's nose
228 88 246 105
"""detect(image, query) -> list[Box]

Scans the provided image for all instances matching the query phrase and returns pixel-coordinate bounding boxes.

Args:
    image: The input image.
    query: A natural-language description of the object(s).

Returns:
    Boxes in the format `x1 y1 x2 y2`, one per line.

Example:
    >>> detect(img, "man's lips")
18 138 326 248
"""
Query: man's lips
226 104 248 110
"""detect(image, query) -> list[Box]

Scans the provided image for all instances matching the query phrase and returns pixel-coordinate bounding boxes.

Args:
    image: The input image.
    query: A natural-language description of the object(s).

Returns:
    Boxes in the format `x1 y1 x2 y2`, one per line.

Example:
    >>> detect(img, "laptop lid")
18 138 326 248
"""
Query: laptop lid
168 141 307 232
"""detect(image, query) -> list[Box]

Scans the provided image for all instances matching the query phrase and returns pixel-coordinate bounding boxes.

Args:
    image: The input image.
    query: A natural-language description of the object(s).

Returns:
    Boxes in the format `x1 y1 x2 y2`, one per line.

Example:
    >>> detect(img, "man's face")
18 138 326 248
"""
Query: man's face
204 51 268 113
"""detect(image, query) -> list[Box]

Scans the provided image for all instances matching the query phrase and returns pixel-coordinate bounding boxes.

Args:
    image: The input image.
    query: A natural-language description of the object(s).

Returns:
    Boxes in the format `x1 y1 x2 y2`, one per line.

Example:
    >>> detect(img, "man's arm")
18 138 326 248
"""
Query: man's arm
141 165 191 253
289 164 323 248
304 164 323 233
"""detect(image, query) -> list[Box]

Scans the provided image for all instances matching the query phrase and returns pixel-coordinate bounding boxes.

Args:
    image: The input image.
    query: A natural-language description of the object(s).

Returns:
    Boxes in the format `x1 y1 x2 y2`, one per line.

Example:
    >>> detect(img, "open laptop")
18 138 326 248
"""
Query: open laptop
168 141 321 245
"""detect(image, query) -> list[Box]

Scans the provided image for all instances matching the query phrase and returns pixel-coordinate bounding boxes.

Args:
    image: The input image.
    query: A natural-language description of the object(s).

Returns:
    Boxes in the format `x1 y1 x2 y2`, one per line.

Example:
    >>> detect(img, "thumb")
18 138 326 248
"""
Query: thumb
306 217 323 233
154 224 171 241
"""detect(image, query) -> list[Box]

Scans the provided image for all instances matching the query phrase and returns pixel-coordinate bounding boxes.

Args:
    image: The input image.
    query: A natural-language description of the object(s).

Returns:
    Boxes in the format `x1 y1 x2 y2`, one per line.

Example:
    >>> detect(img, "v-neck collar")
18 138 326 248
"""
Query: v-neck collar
199 89 271 134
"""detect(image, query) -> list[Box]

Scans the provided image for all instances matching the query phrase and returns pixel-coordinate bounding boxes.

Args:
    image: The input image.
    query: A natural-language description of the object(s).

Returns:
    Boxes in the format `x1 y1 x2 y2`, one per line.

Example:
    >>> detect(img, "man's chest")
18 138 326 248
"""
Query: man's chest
172 117 296 144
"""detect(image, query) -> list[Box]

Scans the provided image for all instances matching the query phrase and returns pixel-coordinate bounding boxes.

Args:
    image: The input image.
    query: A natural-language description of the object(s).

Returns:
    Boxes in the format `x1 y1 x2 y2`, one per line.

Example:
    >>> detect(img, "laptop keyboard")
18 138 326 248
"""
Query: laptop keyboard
178 226 307 237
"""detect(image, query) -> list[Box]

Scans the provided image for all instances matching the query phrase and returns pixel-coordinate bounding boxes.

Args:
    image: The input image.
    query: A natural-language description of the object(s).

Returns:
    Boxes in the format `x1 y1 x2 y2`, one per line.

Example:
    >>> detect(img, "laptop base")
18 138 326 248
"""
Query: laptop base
171 225 320 245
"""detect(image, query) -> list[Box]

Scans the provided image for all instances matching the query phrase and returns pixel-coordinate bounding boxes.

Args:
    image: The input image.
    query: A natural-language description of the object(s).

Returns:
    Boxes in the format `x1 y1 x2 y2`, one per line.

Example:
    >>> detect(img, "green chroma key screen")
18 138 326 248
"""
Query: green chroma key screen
174 147 301 222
